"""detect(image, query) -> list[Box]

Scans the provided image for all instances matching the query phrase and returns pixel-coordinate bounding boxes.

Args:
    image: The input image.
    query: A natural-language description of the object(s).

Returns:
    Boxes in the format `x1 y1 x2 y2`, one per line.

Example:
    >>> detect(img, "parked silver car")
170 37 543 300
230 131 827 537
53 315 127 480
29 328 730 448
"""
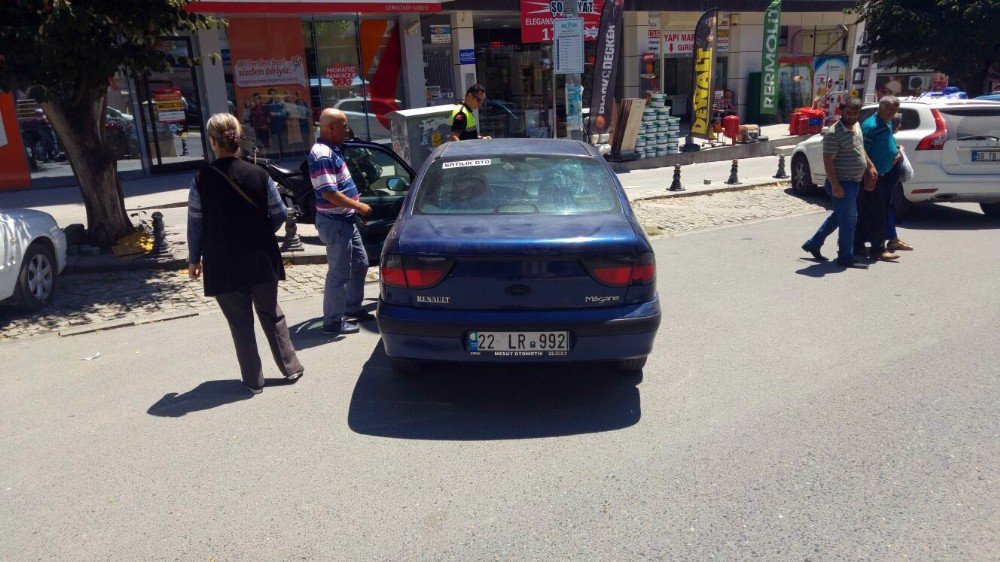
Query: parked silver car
0 209 67 311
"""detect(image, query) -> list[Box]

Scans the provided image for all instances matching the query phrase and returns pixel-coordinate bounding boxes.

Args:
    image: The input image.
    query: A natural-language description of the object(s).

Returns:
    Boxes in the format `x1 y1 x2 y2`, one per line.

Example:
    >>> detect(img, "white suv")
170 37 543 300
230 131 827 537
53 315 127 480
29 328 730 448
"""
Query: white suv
790 99 1000 218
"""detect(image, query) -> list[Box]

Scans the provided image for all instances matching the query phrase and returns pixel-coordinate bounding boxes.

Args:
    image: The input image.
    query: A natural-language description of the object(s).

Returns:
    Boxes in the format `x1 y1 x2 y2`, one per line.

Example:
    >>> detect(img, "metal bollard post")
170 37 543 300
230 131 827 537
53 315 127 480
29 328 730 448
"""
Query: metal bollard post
668 164 685 191
151 211 170 257
725 159 741 185
773 154 789 179
281 211 304 252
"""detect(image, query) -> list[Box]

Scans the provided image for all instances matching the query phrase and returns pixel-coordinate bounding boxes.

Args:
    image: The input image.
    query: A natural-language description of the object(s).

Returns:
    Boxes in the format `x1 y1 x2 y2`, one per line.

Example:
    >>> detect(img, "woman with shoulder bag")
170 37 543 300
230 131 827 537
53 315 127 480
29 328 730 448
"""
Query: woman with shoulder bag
187 113 304 394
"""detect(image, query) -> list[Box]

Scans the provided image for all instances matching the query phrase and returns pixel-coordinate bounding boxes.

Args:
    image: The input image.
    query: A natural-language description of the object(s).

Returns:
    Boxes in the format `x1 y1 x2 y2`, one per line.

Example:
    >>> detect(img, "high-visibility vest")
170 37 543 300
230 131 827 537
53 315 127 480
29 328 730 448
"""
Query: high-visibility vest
450 103 478 140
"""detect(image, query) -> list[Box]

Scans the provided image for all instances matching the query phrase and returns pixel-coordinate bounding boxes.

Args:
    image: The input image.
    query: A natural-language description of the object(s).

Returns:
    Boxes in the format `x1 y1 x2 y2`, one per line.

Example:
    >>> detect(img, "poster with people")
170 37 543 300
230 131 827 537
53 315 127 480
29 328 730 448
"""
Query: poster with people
228 17 314 159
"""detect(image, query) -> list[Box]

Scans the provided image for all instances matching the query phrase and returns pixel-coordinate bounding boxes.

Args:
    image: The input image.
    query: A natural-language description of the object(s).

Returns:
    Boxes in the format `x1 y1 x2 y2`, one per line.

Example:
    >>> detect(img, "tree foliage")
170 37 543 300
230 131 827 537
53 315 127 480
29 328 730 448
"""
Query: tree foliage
852 0 1000 95
0 1 223 246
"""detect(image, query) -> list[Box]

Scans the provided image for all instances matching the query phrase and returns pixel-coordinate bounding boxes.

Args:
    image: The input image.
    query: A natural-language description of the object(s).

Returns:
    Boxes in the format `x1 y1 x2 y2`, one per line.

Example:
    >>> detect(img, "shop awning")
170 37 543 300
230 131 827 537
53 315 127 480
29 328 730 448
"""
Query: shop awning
187 0 444 14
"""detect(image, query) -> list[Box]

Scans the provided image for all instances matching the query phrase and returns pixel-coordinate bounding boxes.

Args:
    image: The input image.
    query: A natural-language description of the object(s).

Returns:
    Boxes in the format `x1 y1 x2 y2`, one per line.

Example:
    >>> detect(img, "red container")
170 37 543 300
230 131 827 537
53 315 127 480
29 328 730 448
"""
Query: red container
723 115 740 143
788 110 799 135
796 115 810 135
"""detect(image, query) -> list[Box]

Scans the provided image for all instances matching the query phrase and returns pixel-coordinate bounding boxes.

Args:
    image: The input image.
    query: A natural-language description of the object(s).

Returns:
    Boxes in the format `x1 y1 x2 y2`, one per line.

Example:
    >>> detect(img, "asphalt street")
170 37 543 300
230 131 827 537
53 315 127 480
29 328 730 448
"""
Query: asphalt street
1 202 997 559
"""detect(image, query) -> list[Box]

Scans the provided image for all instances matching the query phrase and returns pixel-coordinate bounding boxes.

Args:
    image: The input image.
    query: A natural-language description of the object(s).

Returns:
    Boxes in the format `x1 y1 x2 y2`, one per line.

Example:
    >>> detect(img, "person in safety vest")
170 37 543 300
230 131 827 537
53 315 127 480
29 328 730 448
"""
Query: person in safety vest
449 84 491 141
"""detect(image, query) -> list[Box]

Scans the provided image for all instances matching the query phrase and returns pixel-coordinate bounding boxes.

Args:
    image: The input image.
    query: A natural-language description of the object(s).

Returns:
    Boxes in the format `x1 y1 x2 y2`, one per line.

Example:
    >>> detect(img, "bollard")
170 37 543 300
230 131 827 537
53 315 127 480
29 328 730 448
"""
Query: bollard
725 159 741 185
281 210 304 252
668 164 685 192
773 154 789 179
151 211 170 257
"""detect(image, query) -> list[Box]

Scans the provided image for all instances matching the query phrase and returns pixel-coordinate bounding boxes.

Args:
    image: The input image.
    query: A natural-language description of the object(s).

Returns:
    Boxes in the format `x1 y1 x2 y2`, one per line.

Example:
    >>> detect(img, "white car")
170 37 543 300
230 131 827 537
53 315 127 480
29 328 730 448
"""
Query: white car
790 99 1000 218
0 209 67 311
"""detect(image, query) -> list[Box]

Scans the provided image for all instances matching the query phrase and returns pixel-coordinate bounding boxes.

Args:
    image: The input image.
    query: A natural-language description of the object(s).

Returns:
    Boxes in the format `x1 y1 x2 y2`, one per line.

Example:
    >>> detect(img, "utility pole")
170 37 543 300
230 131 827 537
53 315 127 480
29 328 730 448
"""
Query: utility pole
564 1 584 141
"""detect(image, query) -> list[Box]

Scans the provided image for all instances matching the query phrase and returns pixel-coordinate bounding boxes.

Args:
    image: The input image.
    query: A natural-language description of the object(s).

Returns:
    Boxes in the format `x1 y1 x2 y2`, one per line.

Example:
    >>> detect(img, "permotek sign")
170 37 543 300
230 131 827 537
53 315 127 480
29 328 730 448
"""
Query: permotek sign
235 56 308 88
759 0 783 115
521 0 603 43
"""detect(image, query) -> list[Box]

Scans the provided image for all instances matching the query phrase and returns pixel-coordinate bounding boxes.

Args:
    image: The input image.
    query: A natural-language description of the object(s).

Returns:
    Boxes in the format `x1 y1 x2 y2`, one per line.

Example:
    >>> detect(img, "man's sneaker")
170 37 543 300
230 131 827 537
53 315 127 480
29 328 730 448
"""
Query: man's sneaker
874 250 900 261
345 309 375 321
322 320 360 334
243 383 264 395
801 242 829 262
888 238 914 251
285 370 304 382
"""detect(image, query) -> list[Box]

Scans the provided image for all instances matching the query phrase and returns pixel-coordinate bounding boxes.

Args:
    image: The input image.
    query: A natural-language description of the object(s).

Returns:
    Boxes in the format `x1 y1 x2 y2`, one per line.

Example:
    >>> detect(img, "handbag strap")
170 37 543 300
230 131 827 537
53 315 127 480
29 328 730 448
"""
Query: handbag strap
207 165 264 213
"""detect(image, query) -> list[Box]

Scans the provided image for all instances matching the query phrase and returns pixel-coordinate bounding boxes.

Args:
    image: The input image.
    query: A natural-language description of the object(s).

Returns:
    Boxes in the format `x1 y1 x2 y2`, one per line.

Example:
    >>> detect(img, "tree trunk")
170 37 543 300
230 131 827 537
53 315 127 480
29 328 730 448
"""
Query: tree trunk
41 88 133 247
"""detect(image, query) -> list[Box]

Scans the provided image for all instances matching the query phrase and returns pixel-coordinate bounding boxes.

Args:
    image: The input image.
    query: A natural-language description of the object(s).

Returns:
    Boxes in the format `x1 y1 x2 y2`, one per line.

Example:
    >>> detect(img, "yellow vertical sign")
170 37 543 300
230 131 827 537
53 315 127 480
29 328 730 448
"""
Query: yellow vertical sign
691 48 714 137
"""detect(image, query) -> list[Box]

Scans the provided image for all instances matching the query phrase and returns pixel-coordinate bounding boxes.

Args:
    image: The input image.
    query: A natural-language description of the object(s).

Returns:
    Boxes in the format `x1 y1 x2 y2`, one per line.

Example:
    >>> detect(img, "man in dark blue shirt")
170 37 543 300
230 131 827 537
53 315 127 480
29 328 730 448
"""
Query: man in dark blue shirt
857 96 905 261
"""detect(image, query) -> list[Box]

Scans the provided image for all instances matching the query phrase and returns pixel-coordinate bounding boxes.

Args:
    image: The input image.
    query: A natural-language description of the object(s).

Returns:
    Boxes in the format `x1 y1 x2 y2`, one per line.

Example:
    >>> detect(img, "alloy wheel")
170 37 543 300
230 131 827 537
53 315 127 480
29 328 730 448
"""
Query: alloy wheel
27 253 53 301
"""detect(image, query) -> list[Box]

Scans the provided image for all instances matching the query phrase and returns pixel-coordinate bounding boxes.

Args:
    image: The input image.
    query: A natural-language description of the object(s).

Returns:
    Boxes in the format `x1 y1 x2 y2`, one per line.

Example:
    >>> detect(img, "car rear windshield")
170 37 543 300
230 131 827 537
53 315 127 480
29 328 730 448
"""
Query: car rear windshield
939 107 1000 140
413 155 622 215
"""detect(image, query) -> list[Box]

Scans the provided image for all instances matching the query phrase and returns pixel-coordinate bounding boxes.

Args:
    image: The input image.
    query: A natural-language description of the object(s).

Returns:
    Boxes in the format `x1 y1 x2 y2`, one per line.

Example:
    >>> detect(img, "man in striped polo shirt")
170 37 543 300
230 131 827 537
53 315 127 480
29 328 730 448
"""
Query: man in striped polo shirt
310 108 373 334
802 97 878 267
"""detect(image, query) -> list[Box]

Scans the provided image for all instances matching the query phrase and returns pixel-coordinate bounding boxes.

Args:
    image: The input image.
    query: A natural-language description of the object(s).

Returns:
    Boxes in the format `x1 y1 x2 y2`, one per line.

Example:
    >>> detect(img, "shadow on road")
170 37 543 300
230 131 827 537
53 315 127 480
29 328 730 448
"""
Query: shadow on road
287 301 378 350
147 377 297 417
347 342 642 440
897 203 1000 231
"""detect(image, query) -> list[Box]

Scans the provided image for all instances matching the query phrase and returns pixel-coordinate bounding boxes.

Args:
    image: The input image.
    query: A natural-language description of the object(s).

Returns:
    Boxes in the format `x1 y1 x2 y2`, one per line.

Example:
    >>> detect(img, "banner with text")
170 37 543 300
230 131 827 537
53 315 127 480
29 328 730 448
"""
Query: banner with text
690 9 717 139
759 0 783 115
585 0 624 136
521 0 603 43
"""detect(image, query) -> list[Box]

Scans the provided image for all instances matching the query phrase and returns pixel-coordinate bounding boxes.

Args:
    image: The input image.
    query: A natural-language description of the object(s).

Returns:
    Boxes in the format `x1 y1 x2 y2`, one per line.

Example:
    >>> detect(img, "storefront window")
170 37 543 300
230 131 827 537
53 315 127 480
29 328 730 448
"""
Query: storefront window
14 71 145 184
422 15 456 107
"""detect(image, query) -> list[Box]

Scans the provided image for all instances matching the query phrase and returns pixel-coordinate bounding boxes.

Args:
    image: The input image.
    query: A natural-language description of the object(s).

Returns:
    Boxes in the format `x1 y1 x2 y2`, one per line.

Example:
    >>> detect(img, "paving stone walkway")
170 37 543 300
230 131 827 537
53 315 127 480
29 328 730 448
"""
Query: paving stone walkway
1 185 826 341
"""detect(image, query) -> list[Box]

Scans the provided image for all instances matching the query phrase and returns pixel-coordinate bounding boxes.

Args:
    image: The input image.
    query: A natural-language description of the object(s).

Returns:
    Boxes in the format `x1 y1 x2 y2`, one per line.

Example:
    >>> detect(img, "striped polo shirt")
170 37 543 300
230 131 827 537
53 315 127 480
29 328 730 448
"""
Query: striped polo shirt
308 138 358 221
822 120 867 182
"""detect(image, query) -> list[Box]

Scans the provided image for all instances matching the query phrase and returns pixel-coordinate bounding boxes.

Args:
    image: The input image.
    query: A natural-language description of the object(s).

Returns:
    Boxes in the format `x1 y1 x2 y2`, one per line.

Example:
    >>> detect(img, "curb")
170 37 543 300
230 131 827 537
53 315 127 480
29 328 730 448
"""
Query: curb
63 248 332 275
58 310 201 337
632 178 790 202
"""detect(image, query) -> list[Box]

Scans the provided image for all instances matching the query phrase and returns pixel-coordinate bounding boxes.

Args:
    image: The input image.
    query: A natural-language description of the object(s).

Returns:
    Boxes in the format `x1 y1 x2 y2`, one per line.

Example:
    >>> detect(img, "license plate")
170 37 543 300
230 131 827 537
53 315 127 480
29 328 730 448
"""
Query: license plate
467 331 569 356
972 150 1000 162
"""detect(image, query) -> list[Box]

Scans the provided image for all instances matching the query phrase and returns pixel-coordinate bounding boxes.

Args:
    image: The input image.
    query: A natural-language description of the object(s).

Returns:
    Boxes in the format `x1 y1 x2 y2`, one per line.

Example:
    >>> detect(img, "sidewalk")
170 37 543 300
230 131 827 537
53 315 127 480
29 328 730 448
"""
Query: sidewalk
0 152 796 274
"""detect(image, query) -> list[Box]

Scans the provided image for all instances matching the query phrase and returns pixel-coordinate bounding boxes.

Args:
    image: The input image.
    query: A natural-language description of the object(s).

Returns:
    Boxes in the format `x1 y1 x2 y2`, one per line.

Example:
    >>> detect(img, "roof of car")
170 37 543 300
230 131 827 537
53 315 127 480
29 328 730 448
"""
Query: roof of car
437 138 593 159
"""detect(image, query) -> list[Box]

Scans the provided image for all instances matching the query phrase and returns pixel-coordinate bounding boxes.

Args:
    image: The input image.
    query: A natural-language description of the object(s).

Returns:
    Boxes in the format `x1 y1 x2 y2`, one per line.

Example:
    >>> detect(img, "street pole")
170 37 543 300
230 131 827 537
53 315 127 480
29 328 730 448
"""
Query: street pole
565 1 583 141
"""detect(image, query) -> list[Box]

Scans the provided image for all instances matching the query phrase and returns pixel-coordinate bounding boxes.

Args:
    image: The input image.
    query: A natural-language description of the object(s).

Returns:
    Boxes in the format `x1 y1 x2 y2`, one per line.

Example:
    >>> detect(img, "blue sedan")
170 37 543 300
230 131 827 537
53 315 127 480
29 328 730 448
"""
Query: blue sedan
376 138 661 375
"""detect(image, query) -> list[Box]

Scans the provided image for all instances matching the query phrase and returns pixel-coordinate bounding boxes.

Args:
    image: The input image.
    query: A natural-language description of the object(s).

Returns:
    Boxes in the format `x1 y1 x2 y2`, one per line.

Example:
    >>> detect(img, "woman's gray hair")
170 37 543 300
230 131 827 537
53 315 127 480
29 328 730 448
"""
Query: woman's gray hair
879 95 901 109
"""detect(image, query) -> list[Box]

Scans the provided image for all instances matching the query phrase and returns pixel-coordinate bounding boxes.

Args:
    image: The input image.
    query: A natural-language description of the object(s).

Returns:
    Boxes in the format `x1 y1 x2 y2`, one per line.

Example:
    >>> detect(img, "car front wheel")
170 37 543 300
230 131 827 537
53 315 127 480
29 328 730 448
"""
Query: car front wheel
791 155 816 195
981 202 1000 217
15 243 57 312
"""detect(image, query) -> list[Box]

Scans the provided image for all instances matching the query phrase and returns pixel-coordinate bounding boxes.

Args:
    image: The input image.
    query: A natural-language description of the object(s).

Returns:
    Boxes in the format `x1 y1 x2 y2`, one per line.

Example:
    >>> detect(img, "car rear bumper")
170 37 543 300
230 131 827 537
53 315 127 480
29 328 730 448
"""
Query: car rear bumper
903 171 1000 204
377 296 661 362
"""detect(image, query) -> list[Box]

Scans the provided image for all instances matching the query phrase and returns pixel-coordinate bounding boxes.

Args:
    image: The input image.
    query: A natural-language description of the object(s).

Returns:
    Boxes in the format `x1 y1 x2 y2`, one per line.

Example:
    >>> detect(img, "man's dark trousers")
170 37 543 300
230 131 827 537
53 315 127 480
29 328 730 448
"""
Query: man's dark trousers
880 160 903 239
215 281 303 388
856 178 888 254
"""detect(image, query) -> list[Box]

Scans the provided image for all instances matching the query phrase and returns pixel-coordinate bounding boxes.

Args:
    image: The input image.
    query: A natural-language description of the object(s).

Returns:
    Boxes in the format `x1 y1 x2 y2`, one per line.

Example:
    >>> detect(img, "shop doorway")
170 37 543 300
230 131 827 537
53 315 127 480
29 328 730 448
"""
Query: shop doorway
135 37 207 173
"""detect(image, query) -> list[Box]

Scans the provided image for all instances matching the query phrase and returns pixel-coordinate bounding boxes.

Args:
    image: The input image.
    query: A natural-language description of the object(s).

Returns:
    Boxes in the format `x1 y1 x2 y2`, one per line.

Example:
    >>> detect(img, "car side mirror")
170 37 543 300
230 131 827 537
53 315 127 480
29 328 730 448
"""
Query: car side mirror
386 176 409 191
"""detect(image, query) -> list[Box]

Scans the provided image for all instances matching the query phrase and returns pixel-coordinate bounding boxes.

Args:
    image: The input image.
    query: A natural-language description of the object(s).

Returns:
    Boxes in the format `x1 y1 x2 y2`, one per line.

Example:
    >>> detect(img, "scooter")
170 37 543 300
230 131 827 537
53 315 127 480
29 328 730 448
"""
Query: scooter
240 139 316 224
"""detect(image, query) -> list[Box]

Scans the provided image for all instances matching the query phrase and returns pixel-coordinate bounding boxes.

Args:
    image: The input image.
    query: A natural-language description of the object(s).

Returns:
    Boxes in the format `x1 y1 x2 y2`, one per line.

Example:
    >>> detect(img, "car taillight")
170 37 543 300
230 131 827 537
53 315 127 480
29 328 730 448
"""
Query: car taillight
583 252 656 287
915 108 948 150
380 254 454 289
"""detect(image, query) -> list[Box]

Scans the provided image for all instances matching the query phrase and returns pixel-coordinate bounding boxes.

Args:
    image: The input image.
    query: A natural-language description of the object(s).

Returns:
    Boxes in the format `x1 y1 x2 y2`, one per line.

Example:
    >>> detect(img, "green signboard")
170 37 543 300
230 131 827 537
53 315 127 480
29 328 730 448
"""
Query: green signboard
759 0 783 115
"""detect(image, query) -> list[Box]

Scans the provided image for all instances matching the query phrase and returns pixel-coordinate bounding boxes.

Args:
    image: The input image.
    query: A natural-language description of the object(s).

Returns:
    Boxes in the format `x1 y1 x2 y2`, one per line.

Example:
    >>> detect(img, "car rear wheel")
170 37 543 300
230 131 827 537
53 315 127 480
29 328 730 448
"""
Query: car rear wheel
980 202 1000 217
894 181 914 222
617 357 647 373
389 358 424 376
791 155 816 195
15 243 56 312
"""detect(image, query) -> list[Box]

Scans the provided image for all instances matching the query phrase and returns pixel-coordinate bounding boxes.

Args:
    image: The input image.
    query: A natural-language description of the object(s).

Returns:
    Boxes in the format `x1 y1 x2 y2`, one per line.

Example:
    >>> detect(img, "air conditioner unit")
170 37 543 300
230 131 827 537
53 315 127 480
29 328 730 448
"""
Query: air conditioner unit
908 75 931 91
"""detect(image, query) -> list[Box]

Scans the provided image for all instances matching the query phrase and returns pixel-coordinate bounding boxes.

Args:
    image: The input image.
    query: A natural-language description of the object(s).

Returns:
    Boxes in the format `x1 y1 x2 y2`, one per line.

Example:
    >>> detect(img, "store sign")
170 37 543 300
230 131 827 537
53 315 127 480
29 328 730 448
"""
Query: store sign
325 63 358 87
554 17 584 74
520 0 604 43
663 30 695 55
690 9 717 139
188 1 443 14
459 49 476 65
429 24 451 44
154 88 186 123
759 0 782 115
235 56 309 88
0 93 31 190
716 14 730 54
648 18 661 55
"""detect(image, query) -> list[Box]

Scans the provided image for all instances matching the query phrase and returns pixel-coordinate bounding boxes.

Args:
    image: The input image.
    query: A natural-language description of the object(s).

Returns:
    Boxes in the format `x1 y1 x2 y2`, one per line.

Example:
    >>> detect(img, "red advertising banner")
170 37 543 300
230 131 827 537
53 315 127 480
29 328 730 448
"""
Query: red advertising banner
0 93 31 190
521 0 604 43
228 16 314 154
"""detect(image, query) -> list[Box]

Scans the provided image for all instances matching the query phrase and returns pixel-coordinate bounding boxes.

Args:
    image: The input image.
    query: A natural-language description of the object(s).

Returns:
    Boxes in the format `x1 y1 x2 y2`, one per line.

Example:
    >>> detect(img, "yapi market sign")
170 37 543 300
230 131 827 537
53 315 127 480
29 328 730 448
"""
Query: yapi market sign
521 0 603 43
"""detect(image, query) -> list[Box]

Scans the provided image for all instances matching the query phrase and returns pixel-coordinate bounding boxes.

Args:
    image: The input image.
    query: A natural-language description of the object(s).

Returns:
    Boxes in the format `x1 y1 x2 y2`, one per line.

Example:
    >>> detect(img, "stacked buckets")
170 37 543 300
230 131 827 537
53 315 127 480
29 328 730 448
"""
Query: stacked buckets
635 94 681 158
